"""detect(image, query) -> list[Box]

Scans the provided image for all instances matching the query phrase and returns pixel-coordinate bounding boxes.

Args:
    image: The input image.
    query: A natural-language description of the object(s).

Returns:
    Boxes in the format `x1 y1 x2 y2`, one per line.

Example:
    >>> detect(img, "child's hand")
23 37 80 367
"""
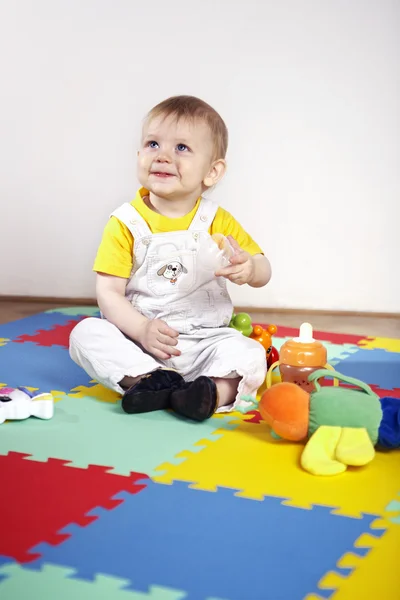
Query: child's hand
137 319 181 360
215 236 256 286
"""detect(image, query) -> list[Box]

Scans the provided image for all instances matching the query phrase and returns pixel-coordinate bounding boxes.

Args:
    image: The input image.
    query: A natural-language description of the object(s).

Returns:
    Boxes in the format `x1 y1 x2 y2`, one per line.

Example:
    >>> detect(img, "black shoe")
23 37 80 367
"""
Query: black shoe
170 376 218 422
121 369 184 414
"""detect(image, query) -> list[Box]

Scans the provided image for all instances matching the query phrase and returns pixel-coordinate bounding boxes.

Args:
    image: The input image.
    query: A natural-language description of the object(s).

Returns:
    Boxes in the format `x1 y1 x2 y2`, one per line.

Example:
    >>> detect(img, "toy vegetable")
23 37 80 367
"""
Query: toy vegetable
257 369 400 476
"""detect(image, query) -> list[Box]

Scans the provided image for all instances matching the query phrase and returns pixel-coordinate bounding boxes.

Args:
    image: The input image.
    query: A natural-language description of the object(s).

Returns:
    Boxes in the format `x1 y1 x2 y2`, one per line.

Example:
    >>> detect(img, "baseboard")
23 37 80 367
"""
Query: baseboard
234 306 400 319
0 295 98 306
1 295 399 319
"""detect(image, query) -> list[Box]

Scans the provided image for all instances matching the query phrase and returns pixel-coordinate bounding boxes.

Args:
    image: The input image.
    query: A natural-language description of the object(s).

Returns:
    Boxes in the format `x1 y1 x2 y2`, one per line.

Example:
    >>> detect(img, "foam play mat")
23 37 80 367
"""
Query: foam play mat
1 307 399 599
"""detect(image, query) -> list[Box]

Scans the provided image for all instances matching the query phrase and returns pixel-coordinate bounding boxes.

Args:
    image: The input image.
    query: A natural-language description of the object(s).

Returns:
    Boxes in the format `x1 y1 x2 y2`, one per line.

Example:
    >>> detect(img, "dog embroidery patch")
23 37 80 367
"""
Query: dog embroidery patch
157 261 188 285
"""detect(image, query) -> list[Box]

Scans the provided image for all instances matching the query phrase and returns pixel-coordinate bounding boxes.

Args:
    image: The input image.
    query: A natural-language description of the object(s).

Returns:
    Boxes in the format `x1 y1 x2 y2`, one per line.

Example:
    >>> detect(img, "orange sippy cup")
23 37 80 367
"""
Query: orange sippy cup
266 322 336 391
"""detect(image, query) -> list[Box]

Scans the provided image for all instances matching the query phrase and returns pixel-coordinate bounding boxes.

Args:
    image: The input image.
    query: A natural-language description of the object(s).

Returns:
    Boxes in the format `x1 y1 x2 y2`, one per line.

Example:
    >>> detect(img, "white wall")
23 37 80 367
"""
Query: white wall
0 0 399 312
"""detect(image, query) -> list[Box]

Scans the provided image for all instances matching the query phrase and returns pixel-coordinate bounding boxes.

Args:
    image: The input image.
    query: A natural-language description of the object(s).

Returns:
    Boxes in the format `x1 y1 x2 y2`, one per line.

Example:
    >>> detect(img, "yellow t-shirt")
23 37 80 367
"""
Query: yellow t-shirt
93 188 263 278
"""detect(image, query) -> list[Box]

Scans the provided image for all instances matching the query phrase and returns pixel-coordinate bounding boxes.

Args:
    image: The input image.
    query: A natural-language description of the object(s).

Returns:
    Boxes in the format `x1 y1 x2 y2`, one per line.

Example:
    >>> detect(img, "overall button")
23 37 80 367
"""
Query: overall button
142 238 150 246
200 215 207 222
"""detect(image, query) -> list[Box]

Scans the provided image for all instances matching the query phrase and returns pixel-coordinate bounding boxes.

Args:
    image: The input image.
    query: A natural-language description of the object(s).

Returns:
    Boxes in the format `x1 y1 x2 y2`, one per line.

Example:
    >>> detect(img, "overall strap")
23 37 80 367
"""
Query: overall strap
110 203 152 239
188 197 219 232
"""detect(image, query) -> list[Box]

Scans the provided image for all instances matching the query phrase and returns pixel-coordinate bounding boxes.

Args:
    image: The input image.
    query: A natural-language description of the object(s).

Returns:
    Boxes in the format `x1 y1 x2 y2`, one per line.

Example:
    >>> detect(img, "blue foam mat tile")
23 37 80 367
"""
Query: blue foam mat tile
0 313 77 341
26 481 380 600
0 556 13 583
0 342 93 393
332 348 400 390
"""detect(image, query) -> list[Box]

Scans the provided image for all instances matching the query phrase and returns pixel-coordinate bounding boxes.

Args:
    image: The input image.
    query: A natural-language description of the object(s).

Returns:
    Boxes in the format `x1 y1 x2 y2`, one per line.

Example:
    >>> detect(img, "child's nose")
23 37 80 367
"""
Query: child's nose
156 150 172 163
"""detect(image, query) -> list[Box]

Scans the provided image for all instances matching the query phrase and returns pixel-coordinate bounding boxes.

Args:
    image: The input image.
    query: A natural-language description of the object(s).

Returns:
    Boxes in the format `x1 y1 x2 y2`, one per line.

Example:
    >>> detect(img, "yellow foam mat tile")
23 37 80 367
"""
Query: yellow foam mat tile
0 382 119 405
317 520 400 599
357 336 400 352
68 382 120 404
154 418 400 517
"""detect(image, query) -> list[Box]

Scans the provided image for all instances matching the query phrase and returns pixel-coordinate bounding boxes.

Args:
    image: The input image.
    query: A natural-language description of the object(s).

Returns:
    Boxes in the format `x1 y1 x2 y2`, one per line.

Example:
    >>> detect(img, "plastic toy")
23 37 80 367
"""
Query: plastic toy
211 233 235 266
266 322 336 391
0 386 54 424
250 324 279 368
197 233 235 273
255 369 400 476
267 346 279 369
229 312 253 337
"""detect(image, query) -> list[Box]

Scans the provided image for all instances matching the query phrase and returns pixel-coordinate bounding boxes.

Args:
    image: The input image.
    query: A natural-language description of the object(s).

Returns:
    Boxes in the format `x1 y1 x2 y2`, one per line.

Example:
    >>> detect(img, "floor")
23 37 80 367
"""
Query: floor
2 304 399 600
0 299 399 337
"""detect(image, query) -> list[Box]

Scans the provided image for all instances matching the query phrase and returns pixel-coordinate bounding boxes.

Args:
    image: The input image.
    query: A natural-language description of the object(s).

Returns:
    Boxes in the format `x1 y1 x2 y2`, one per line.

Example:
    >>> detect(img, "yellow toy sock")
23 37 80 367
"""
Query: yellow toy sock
335 427 375 466
301 426 347 476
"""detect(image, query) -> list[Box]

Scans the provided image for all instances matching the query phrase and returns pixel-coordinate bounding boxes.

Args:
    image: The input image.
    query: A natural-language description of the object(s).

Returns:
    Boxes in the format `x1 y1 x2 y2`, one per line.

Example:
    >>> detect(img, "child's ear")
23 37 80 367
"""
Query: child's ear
203 159 226 188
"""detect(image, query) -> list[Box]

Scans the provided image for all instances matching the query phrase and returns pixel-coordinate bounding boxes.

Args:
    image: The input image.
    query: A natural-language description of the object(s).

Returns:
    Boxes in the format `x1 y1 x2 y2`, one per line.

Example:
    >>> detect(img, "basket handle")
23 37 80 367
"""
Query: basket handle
308 368 376 396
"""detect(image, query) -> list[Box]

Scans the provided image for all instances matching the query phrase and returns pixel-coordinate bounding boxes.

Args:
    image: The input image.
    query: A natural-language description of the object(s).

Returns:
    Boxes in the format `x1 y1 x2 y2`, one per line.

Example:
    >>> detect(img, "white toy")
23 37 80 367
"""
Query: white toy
0 386 54 424
197 233 235 273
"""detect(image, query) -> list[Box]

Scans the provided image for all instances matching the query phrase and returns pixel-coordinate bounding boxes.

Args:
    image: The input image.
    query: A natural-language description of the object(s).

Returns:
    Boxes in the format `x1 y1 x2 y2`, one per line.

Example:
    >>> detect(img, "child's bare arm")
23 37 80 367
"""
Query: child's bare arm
247 253 272 288
96 273 180 359
96 272 147 337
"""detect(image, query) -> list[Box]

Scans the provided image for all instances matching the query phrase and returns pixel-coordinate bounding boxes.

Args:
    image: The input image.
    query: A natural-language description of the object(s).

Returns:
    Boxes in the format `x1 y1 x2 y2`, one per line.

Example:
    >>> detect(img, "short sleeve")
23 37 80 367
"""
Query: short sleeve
93 216 134 278
211 208 263 255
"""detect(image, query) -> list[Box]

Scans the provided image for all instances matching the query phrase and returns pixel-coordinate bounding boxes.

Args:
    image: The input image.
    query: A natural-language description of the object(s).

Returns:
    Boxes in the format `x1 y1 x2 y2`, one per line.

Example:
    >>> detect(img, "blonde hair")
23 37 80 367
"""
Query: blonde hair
146 95 228 159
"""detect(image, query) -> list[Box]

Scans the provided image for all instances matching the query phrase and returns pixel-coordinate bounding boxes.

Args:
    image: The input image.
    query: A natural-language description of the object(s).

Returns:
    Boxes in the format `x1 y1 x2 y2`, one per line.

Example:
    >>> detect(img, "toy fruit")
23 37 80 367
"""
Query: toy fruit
267 346 280 369
266 322 336 391
250 324 279 366
258 369 400 476
229 312 253 337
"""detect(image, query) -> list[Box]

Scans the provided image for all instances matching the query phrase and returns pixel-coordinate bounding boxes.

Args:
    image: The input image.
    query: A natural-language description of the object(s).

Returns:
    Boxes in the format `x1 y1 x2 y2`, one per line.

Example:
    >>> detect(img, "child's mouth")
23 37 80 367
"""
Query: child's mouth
151 172 175 178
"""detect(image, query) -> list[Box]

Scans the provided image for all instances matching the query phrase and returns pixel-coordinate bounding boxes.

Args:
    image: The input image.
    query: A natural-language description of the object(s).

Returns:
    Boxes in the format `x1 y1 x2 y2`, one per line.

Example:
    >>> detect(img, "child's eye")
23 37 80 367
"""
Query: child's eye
147 141 159 149
176 143 189 152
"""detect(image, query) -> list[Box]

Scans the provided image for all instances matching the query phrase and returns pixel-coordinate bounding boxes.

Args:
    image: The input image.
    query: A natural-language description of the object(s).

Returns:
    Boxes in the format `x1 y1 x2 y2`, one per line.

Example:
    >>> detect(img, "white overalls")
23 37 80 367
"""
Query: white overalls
69 198 267 412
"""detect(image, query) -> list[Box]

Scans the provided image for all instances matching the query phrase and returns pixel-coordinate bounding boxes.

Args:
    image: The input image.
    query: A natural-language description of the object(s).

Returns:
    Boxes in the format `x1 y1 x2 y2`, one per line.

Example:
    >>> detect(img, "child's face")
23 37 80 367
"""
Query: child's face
137 114 223 201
